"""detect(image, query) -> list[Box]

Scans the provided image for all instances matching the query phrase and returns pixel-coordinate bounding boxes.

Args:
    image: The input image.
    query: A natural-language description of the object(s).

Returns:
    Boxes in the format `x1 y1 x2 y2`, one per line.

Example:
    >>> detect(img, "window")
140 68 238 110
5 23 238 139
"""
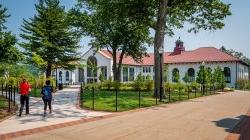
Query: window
78 68 84 82
87 56 97 77
129 67 135 81
143 67 151 73
224 67 231 83
187 68 195 82
123 67 128 82
66 71 69 81
172 68 179 83
100 66 107 80
59 71 62 81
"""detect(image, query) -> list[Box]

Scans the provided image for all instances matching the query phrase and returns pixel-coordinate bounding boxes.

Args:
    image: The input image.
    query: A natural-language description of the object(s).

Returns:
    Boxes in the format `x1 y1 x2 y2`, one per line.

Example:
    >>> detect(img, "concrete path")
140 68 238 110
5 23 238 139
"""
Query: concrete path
13 90 250 140
0 86 109 135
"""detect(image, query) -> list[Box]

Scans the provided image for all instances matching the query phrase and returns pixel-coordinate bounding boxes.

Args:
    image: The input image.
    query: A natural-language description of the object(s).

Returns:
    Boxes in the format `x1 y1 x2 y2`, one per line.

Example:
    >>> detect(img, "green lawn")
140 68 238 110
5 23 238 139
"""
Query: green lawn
81 89 216 112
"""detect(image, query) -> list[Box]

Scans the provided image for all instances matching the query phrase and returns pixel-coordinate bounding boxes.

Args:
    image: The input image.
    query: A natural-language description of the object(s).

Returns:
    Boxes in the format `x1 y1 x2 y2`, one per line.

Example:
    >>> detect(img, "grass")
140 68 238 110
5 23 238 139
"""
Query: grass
81 89 216 112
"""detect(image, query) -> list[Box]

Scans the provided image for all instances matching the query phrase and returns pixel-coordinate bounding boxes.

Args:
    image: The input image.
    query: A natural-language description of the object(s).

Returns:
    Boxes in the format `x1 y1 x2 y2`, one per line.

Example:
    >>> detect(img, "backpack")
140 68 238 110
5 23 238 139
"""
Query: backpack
42 86 52 100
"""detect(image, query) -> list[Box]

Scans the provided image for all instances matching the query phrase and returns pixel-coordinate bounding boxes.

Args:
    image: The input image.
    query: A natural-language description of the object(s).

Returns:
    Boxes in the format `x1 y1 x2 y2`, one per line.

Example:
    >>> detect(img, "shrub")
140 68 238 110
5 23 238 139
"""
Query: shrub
224 87 235 92
145 80 154 91
190 82 200 90
236 79 248 90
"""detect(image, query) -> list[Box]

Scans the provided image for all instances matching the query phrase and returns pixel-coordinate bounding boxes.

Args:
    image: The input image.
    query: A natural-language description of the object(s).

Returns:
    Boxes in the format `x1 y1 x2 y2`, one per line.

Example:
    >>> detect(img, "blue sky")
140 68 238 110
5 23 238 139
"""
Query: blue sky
1 0 250 57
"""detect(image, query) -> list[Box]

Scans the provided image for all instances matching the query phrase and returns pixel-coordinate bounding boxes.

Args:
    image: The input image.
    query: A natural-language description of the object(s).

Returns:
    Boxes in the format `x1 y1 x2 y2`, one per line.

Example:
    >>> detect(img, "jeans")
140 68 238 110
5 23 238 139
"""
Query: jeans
19 95 29 115
43 99 52 111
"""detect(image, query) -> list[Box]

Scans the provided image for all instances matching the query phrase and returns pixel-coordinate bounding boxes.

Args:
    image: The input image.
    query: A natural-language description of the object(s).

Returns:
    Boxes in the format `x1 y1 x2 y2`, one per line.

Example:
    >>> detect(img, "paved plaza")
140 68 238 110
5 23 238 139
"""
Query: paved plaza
0 89 250 140
0 86 110 135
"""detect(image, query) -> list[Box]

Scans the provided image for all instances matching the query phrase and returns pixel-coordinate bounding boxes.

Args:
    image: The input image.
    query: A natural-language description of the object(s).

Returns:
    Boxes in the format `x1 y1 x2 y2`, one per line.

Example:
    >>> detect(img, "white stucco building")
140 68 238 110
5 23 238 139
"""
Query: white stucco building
53 39 250 88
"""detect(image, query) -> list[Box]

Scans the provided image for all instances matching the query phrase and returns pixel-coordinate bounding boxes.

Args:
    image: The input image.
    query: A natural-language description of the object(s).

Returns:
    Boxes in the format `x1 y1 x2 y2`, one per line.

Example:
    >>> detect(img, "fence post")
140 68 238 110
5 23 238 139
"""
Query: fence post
188 86 190 99
1 83 3 96
168 88 171 102
155 89 158 105
115 88 118 112
5 84 7 99
138 88 141 108
92 87 94 110
8 86 11 112
14 86 16 106
179 87 181 101
195 87 197 98
10 85 13 102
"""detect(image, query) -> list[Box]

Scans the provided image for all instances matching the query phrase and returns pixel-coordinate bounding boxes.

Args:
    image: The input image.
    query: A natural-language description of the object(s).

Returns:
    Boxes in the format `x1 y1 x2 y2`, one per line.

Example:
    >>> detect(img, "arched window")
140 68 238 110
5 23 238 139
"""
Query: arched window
59 71 62 81
172 68 179 83
187 68 195 82
224 67 231 83
66 71 69 81
87 56 97 77
78 68 84 82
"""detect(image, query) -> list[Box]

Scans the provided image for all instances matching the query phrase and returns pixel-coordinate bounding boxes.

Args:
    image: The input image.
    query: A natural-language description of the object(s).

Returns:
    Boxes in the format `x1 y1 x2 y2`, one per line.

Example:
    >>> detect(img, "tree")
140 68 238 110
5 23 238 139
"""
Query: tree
182 72 190 83
20 0 81 78
0 4 23 65
213 66 226 90
220 46 250 65
152 0 231 98
70 0 153 82
196 66 209 85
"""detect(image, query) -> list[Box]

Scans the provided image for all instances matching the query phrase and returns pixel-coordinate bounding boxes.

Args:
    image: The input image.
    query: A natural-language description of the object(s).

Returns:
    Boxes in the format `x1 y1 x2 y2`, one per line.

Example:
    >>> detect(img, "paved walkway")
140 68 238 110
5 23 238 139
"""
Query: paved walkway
11 90 250 140
0 86 109 135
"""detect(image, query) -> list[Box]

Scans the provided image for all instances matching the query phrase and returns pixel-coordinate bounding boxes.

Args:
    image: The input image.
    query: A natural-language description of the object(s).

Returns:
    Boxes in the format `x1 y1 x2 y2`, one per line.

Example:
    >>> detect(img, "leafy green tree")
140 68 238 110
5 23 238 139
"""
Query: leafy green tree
114 0 231 97
20 0 81 78
205 67 213 86
182 72 190 84
220 46 250 65
172 69 180 83
196 66 209 85
70 0 152 82
0 5 23 65
213 66 226 90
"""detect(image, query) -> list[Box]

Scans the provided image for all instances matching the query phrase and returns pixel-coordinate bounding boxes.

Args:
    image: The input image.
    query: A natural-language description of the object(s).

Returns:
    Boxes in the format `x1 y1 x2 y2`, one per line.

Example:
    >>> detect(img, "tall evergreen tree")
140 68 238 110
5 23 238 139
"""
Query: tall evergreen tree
20 0 81 78
0 4 22 64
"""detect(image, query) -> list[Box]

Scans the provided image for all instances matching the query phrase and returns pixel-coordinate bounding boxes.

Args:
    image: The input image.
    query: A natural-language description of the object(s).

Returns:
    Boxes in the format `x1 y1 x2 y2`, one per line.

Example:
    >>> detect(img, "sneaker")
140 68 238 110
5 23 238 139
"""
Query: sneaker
49 110 52 114
43 111 46 117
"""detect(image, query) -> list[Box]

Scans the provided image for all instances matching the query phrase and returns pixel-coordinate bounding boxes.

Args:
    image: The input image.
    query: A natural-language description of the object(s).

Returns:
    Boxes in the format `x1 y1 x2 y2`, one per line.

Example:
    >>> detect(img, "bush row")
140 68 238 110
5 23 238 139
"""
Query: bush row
83 81 226 92
236 80 250 90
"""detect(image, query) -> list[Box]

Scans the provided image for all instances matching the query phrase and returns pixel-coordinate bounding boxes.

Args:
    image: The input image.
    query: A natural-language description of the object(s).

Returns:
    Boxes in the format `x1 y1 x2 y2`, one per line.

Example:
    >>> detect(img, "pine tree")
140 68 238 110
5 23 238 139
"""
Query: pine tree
0 4 22 64
20 0 81 78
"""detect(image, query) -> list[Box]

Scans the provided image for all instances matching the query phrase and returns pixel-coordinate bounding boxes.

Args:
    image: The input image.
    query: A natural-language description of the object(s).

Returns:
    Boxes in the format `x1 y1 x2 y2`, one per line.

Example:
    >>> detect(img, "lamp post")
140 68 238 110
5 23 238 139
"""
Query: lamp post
55 58 58 89
159 46 164 101
201 61 205 95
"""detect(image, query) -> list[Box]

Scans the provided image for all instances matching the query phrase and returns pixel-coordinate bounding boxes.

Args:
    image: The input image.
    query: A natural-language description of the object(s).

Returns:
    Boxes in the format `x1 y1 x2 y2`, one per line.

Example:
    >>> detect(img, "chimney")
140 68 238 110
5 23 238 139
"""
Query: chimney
173 37 185 55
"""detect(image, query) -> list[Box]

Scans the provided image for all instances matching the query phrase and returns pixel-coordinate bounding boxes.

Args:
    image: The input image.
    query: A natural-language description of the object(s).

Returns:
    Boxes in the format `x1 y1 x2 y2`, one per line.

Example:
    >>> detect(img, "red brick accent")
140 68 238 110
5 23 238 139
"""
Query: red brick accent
225 109 250 140
0 107 146 140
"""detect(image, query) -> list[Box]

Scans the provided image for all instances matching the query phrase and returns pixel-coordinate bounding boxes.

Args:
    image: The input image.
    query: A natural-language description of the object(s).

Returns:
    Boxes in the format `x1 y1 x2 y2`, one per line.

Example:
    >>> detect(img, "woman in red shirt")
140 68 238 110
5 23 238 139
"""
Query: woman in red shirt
19 78 31 116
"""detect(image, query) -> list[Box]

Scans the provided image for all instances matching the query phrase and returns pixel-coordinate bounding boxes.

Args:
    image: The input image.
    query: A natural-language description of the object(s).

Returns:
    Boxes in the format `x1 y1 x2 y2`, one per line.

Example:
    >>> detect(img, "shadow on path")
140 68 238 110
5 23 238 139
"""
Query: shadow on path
213 114 250 140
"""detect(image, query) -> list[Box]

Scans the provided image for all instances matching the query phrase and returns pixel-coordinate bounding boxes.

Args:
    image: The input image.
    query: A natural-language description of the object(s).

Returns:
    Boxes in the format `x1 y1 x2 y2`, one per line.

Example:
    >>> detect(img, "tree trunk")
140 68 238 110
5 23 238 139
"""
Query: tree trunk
154 0 168 99
46 62 52 78
112 48 125 82
112 50 119 82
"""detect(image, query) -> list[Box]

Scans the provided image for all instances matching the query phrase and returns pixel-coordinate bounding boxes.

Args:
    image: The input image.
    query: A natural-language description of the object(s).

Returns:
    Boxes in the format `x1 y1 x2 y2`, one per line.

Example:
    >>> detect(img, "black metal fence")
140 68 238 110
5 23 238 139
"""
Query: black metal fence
80 83 219 112
1 84 17 112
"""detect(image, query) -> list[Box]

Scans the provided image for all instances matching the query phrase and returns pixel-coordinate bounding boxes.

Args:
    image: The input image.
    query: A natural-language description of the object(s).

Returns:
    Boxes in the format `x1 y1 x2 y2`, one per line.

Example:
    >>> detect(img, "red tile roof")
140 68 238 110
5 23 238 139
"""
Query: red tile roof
99 47 241 66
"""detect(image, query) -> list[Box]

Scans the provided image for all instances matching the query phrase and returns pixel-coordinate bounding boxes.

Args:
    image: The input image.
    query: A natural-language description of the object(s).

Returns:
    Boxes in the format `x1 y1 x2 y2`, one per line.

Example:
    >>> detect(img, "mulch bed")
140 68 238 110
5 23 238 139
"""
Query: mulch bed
0 96 18 122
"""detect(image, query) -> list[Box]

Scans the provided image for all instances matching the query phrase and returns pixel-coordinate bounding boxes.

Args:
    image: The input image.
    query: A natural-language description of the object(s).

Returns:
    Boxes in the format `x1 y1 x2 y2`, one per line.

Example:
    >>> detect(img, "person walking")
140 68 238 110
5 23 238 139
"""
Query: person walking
41 80 53 117
19 78 31 116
